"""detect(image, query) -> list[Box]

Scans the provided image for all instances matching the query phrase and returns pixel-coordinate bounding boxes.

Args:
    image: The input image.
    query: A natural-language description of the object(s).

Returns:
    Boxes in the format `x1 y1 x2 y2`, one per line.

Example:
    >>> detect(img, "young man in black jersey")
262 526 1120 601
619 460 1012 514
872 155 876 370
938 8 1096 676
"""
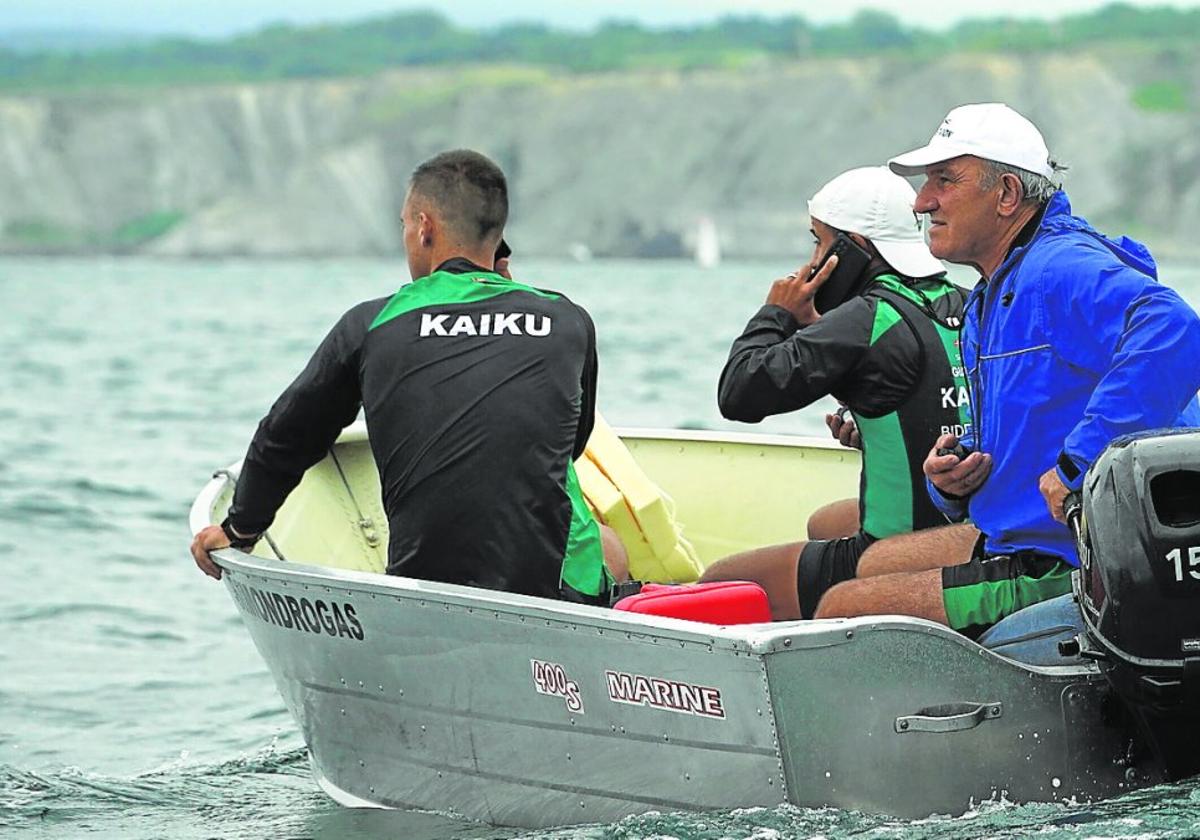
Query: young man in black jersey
191 149 621 603
700 167 977 620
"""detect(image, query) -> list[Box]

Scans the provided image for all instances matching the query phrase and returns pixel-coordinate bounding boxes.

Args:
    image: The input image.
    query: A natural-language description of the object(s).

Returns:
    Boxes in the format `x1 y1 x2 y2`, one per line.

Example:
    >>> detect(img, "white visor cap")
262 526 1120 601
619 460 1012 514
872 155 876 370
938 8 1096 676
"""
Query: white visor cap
889 102 1054 179
807 166 945 279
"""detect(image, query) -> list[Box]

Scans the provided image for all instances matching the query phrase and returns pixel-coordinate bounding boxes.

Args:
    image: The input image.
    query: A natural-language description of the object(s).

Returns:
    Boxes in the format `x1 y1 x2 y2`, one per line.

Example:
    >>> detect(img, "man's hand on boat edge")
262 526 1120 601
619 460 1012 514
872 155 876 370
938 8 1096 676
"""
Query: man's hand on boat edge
190 525 232 580
924 433 992 498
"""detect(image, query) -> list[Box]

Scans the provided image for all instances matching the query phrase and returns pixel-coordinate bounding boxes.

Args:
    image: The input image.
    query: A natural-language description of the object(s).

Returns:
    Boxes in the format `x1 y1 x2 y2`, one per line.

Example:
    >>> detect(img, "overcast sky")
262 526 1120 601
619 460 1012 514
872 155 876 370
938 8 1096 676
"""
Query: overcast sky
5 0 1200 37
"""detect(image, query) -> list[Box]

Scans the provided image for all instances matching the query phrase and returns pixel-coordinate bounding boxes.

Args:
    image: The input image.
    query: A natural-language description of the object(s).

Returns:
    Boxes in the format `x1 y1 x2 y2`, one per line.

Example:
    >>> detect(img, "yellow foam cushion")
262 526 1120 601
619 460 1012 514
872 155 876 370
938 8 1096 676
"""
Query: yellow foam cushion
578 414 703 583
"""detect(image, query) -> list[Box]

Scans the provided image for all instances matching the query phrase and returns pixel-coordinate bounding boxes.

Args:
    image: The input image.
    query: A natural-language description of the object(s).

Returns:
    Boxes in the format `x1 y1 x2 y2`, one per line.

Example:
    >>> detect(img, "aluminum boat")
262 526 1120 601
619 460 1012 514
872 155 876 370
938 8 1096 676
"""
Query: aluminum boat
189 425 1190 828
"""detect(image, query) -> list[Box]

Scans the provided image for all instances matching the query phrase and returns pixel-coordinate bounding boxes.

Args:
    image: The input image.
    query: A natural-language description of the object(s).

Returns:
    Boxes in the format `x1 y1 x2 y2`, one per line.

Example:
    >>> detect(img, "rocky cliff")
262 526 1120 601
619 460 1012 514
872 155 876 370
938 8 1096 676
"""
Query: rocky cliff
1 49 1198 258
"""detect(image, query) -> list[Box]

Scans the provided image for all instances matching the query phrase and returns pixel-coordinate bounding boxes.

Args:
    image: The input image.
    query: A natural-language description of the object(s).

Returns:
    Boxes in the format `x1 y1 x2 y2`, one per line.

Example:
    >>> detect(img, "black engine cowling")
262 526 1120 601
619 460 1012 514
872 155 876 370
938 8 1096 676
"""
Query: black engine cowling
1075 428 1200 780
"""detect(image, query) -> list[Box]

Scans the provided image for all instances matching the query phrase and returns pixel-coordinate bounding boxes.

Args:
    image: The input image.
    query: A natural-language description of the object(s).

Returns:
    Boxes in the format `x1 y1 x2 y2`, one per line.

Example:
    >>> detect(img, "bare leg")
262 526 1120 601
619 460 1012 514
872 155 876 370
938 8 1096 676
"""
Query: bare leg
698 542 804 621
856 523 978 578
814 568 948 624
807 498 859 541
600 525 630 583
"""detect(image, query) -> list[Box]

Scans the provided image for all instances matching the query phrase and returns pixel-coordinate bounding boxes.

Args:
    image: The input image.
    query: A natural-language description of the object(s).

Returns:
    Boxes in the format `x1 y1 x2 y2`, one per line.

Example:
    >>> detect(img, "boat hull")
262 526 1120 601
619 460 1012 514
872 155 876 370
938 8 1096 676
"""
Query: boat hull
213 552 1147 826
193 428 1158 826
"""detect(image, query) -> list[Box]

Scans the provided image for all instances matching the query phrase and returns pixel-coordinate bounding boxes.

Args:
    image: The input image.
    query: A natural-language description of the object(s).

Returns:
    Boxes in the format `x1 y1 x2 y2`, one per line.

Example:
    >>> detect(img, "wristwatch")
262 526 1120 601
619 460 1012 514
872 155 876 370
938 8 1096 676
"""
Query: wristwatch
220 517 262 550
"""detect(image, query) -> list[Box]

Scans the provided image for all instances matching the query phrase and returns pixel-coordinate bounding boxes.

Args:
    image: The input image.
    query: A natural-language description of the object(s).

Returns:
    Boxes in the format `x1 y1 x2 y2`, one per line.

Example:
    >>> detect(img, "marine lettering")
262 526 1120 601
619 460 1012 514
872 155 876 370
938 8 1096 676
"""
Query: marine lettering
224 582 366 641
605 669 725 719
676 682 702 712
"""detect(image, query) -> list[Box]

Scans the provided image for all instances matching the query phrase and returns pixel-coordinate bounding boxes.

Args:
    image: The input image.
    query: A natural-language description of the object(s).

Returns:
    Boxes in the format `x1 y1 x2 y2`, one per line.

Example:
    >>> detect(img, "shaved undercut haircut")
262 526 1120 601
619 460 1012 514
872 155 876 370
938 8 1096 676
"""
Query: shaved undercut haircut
408 150 508 245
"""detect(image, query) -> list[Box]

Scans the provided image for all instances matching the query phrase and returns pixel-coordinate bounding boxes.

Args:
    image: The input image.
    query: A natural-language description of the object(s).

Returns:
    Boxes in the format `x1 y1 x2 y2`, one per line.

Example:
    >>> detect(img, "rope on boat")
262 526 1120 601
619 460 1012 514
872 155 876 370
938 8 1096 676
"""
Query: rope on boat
328 449 381 548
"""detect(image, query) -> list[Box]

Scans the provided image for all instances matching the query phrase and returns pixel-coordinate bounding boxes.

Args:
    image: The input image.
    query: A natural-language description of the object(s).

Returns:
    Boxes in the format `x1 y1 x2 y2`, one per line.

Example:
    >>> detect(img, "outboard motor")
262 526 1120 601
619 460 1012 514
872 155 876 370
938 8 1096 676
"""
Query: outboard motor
1072 428 1200 780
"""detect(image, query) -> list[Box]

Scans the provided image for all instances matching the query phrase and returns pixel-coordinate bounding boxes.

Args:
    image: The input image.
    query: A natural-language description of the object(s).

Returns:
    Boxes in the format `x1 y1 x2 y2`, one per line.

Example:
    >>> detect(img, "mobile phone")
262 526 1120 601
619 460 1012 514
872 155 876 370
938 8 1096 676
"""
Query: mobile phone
936 443 970 460
494 238 512 260
812 232 872 315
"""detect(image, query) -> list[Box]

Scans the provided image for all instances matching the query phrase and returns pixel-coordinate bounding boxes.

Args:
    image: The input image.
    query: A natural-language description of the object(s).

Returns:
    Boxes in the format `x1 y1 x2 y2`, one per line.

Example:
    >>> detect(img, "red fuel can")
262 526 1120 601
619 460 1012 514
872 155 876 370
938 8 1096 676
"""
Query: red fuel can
613 581 771 625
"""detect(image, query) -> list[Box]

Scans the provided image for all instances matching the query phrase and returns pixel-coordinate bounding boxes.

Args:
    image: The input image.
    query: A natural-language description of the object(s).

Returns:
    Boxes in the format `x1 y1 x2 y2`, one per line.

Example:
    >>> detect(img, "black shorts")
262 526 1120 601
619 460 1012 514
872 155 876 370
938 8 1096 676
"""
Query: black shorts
942 536 1074 638
559 582 610 608
797 531 877 619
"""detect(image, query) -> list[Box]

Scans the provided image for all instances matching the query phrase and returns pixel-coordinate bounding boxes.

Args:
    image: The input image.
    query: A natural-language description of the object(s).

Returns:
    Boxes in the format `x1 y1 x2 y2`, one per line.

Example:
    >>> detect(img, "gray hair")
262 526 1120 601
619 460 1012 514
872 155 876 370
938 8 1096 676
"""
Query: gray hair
978 158 1067 204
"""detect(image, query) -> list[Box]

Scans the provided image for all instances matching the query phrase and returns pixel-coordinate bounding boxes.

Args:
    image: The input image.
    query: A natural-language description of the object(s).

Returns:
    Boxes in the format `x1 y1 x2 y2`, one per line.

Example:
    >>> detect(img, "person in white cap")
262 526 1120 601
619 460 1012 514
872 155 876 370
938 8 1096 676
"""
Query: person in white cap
700 166 976 620
813 103 1200 638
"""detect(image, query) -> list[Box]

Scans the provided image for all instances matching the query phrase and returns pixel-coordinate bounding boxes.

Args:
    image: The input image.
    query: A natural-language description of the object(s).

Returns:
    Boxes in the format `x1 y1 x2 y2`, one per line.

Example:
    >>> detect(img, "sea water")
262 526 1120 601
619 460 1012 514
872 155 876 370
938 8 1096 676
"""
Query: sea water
2 256 1199 840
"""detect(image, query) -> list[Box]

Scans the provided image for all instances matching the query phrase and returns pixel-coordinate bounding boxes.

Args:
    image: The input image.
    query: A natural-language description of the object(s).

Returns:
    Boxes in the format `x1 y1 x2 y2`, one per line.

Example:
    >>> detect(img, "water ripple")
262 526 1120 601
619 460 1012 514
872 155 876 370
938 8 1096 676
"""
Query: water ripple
3 258 1200 840
61 477 157 501
9 602 165 624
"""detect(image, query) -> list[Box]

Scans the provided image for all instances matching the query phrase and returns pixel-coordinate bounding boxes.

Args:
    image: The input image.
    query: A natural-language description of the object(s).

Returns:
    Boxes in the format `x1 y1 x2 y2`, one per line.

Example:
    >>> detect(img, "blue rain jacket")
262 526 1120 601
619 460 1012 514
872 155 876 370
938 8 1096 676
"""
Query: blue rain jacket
932 191 1200 565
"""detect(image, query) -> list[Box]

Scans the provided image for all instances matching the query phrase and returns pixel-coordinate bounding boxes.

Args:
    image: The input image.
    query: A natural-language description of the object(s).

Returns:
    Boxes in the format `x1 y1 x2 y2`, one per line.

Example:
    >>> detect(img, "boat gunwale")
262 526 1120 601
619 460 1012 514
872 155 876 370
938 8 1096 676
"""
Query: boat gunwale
330 422 859 450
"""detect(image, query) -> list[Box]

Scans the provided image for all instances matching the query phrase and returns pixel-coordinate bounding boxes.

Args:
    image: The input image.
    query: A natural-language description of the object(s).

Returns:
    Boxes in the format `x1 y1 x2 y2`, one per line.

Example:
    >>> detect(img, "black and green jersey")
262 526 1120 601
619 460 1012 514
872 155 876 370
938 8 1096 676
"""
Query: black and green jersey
228 257 607 601
719 273 971 538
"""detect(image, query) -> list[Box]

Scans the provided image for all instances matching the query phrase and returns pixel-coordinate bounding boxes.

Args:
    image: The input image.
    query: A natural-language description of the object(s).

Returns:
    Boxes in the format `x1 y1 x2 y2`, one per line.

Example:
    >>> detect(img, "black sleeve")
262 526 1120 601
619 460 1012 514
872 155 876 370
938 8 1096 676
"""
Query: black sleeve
717 301 874 422
572 304 598 459
227 300 381 534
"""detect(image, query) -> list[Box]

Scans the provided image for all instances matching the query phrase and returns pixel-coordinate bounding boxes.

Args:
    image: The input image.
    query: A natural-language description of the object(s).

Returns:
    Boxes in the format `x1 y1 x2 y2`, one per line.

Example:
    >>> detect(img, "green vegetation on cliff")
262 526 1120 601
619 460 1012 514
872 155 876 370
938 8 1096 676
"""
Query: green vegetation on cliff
3 211 185 252
1 4 1198 93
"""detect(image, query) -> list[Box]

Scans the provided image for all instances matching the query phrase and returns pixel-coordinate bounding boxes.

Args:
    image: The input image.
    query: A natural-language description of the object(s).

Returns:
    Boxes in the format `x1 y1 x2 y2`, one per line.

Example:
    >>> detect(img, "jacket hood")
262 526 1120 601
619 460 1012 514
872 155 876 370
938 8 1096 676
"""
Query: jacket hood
1041 191 1157 280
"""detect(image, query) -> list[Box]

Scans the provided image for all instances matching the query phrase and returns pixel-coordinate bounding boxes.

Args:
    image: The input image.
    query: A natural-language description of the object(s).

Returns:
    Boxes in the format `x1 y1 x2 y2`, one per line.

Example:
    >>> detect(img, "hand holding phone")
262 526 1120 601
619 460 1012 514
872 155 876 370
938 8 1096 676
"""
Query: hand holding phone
494 238 512 279
766 254 839 326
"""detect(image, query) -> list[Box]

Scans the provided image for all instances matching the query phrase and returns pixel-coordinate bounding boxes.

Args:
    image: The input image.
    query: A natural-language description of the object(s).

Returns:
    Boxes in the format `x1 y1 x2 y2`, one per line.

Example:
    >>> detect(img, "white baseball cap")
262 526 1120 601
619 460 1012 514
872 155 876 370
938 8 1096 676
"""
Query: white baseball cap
888 102 1055 179
807 166 945 279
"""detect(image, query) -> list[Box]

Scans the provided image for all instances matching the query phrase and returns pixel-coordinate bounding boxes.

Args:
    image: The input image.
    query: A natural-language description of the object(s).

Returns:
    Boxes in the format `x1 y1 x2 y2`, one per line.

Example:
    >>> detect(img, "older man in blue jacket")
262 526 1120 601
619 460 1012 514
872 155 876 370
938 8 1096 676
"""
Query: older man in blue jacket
814 103 1200 637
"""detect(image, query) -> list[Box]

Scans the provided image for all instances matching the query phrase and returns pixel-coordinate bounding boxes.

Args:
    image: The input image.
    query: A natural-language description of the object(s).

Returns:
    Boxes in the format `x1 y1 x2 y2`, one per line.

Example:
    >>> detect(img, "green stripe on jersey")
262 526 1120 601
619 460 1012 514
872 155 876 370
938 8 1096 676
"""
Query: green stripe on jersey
856 410 913 538
370 270 560 331
559 460 609 597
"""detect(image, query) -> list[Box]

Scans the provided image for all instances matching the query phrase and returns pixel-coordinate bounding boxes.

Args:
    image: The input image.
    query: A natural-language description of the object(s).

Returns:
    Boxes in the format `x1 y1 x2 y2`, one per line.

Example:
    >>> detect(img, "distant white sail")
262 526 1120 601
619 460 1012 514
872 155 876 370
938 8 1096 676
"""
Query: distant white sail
694 216 721 269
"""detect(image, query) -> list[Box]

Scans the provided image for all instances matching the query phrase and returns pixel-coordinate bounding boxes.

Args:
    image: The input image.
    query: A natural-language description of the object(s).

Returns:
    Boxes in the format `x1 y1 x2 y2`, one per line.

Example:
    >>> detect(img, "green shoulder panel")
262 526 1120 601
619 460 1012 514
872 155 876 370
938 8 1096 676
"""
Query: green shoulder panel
559 460 608 597
868 300 904 346
370 270 561 331
867 274 961 346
